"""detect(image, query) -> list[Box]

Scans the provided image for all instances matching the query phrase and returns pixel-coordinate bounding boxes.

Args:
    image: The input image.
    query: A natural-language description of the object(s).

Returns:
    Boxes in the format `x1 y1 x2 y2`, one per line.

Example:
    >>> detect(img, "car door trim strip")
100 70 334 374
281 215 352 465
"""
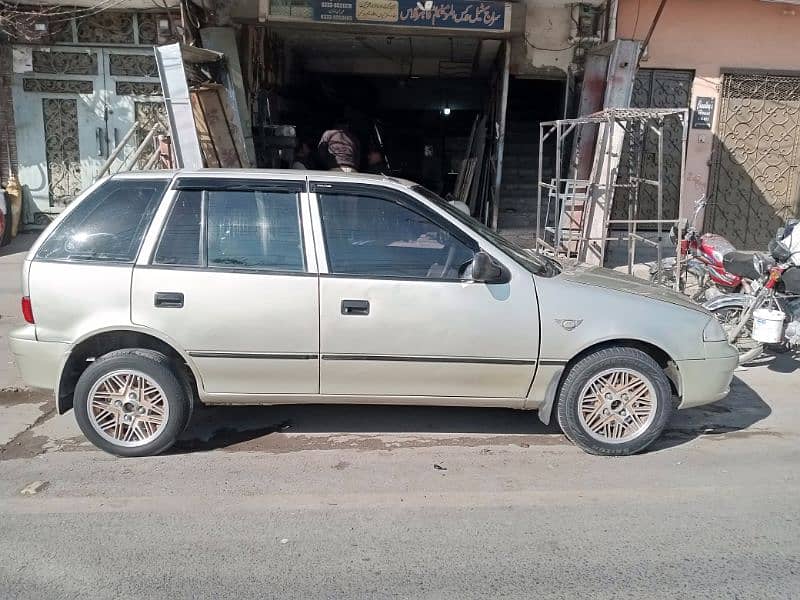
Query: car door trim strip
188 352 318 360
320 354 538 365
187 352 564 366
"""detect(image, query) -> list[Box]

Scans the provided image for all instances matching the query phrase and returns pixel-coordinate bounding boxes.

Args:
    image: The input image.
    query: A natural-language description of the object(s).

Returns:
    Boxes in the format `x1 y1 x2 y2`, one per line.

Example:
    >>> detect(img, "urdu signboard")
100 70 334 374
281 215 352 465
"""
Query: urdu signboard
312 0 507 30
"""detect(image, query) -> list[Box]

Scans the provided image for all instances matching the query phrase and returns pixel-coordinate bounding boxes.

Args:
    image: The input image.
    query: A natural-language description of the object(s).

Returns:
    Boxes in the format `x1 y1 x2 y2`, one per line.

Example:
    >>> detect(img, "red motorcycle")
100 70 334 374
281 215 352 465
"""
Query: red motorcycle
649 196 748 301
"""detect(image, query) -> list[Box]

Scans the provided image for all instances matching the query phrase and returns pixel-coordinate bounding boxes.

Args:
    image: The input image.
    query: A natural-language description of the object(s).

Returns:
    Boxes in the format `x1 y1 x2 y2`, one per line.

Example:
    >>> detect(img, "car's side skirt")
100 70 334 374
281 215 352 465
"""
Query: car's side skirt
200 392 528 410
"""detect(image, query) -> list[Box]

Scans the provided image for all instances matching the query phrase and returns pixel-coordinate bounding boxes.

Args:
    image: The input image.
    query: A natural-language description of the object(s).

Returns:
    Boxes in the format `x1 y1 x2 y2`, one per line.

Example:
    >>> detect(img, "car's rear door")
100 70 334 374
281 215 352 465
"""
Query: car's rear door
132 174 319 397
310 179 539 401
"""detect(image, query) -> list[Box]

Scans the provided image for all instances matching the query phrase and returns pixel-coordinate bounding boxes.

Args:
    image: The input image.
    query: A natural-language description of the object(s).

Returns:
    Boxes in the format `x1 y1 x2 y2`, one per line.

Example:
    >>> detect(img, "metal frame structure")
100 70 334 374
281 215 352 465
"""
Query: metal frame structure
155 43 224 170
536 107 689 286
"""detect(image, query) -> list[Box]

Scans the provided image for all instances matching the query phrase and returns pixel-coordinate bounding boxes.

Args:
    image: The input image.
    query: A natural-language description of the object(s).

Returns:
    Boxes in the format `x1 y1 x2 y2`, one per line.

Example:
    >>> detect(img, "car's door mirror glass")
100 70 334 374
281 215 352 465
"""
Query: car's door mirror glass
471 251 511 284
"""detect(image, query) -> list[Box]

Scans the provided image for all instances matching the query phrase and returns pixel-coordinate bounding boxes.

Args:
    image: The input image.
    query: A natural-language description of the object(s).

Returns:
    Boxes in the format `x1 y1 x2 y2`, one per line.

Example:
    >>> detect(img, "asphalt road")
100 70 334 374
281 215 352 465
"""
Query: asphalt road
1 352 799 599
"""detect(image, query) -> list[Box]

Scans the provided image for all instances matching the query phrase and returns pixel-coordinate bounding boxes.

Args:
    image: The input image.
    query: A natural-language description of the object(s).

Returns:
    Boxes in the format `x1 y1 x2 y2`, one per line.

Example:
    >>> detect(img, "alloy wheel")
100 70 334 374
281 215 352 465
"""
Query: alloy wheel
87 369 170 448
578 368 657 444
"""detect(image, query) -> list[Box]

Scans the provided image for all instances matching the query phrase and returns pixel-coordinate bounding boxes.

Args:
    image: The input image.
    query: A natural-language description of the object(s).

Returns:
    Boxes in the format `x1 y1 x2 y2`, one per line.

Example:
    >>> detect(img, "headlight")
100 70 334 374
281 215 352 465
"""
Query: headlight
703 317 728 342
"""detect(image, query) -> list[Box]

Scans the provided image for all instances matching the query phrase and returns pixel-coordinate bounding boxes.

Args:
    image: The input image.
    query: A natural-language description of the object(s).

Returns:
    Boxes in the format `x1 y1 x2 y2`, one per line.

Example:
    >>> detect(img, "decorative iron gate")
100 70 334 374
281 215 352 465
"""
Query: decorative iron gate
42 98 81 205
612 69 693 226
706 73 800 249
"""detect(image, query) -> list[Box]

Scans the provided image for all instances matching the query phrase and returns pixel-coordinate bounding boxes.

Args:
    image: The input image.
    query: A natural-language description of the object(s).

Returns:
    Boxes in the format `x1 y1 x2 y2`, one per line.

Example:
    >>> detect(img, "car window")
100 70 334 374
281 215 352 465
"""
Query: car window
413 185 561 278
206 189 304 271
318 191 475 279
153 191 202 266
37 179 166 263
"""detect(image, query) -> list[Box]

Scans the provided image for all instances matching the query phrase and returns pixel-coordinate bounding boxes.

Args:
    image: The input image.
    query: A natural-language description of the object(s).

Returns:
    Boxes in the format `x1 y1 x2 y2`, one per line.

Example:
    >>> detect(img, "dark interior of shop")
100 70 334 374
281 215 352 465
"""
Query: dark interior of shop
264 72 563 201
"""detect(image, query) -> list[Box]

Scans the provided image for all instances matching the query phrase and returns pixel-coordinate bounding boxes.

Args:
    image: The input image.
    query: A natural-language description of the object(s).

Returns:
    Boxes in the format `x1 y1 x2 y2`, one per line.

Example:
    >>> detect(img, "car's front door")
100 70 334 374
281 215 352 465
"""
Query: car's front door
132 176 319 397
311 181 540 400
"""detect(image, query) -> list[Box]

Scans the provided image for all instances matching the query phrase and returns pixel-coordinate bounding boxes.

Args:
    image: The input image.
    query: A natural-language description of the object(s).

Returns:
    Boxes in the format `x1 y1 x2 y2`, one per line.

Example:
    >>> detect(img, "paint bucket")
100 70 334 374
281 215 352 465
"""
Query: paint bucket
751 308 785 344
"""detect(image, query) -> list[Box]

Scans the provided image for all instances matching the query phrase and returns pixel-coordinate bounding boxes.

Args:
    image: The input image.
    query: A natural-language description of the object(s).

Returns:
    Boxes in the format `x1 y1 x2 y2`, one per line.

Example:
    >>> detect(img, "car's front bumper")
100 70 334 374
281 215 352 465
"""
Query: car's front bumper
8 325 68 392
676 341 739 409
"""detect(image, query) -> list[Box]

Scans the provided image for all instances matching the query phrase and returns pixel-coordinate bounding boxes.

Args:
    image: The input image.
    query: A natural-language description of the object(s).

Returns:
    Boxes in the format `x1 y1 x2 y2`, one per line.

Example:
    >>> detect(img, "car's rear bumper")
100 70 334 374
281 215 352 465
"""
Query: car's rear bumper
8 326 68 392
676 341 739 409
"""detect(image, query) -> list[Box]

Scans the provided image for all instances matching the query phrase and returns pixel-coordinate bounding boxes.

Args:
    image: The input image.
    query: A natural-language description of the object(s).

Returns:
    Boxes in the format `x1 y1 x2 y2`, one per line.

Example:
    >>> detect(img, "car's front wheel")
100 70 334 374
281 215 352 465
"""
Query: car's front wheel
74 349 190 457
556 347 673 456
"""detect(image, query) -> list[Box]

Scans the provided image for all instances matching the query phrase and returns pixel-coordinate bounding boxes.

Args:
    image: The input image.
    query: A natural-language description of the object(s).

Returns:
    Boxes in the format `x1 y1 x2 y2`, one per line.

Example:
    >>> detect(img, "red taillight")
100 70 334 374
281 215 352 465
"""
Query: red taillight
21 296 35 324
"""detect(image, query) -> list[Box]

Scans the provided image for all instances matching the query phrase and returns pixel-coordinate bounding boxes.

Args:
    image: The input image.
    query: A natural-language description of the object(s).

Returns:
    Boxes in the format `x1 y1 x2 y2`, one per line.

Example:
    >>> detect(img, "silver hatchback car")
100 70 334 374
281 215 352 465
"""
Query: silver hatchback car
10 170 738 457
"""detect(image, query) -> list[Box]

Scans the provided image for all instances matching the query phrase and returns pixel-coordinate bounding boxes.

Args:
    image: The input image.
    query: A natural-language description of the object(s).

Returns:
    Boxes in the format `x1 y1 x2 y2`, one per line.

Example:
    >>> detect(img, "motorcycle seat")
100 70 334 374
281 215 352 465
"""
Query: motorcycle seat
722 251 764 279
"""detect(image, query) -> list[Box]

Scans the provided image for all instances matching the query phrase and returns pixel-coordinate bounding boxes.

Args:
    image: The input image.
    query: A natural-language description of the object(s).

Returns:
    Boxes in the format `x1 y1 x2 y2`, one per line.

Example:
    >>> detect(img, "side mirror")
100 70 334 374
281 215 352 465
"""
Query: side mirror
471 251 511 284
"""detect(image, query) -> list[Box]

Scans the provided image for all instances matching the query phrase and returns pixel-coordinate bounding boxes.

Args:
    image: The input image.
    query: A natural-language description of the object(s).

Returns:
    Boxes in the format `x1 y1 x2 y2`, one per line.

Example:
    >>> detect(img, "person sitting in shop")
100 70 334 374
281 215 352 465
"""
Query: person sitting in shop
318 121 360 172
364 146 389 175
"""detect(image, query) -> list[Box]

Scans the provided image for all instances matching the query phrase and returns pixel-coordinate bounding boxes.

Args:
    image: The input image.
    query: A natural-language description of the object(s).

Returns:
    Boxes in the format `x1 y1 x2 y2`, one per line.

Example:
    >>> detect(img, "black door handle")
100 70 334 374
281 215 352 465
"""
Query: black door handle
341 299 369 315
154 292 184 308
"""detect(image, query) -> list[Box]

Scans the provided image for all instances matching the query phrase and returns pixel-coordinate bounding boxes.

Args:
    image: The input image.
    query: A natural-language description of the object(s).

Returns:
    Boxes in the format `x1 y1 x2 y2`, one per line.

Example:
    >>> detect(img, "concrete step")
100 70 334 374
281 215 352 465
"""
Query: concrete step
503 143 539 154
498 200 539 212
501 182 538 192
501 168 539 179
497 213 539 228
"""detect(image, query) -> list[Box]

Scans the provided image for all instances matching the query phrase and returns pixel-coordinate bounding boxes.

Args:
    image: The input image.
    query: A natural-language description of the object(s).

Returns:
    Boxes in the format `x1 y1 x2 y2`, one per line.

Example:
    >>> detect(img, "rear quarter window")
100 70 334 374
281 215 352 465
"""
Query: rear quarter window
36 179 167 263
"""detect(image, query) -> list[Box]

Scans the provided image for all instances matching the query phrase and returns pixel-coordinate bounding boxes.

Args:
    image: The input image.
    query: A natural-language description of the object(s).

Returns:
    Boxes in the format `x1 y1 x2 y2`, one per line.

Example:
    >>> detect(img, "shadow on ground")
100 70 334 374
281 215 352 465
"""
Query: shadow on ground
0 231 38 258
653 374 772 451
173 403 564 453
172 363 775 454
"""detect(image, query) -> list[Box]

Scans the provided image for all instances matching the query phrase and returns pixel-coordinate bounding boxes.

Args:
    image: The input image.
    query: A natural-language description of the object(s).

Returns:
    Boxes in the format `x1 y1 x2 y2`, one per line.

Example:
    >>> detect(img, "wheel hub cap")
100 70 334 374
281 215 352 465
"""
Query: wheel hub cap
578 368 657 444
87 370 169 448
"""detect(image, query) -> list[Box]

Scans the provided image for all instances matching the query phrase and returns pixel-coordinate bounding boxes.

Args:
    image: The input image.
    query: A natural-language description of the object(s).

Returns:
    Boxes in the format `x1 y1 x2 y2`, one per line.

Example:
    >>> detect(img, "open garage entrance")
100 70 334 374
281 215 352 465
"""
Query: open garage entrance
254 26 565 241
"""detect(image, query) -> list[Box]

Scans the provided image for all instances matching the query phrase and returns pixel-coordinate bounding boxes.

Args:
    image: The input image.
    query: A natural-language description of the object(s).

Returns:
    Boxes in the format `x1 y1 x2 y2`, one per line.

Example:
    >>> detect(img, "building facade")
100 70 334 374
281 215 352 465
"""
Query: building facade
617 0 800 248
3 0 797 252
0 2 179 215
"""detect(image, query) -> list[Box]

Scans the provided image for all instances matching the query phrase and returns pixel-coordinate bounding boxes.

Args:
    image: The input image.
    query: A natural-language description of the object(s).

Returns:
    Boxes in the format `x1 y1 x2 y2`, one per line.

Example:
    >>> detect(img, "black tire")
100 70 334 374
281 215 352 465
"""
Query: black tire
73 348 190 457
556 347 673 456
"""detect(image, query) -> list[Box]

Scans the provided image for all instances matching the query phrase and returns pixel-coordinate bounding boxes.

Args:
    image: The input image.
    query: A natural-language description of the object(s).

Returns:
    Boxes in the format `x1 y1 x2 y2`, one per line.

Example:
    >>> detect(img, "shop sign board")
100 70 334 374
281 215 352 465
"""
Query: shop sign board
692 96 715 130
312 0 506 30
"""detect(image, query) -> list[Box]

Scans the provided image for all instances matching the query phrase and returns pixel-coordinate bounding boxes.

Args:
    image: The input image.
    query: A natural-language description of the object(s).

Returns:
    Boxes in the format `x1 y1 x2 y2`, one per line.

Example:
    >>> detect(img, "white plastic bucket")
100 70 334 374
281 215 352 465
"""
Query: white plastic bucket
752 308 785 344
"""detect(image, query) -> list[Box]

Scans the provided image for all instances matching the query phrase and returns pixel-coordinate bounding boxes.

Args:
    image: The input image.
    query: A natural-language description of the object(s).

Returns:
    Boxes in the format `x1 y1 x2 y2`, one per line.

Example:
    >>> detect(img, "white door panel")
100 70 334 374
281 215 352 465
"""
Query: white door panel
313 183 540 399
320 276 538 398
131 269 319 394
321 357 535 398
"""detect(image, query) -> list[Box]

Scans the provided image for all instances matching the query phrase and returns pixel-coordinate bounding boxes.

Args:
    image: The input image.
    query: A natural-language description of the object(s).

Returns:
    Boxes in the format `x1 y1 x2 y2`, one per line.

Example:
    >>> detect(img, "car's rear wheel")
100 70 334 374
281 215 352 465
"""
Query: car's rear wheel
556 347 673 456
74 349 190 457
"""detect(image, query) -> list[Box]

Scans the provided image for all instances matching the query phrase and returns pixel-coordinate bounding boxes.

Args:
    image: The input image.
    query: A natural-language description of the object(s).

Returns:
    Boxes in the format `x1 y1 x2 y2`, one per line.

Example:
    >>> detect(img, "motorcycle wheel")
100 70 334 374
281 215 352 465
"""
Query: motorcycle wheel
709 304 763 364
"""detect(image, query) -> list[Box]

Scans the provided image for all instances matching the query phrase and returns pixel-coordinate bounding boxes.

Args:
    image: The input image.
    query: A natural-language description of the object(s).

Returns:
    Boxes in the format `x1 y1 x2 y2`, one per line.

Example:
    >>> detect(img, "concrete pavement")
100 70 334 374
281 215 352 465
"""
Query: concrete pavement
1 352 798 599
2 231 799 598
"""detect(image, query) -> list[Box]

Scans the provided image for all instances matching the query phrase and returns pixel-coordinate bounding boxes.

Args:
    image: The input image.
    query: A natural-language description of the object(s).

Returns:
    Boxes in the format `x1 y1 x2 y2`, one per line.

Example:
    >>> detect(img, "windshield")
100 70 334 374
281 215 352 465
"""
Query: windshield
412 185 561 277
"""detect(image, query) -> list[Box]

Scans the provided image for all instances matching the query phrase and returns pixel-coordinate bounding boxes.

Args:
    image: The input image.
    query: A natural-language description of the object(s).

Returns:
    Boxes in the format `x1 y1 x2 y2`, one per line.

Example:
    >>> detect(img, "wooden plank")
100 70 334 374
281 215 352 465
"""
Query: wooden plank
192 84 244 168
468 115 488 211
454 115 479 202
190 90 219 168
